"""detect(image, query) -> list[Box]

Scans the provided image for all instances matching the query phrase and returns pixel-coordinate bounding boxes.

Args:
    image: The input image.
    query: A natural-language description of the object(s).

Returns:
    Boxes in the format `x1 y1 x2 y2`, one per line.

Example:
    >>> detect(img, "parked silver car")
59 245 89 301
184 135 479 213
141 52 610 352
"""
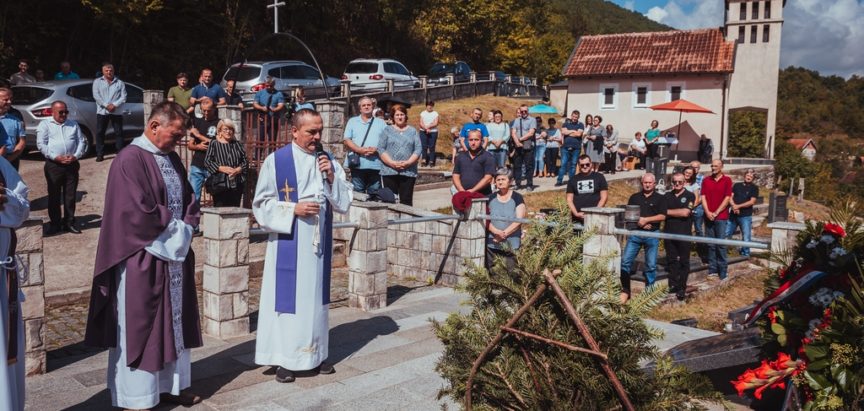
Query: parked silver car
12 79 145 153
341 58 419 92
220 60 341 103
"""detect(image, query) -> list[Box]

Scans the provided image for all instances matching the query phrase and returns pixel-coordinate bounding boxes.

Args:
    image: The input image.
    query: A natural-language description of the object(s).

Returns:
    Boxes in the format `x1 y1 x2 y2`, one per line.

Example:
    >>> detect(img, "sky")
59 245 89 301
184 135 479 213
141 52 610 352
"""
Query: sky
606 0 864 78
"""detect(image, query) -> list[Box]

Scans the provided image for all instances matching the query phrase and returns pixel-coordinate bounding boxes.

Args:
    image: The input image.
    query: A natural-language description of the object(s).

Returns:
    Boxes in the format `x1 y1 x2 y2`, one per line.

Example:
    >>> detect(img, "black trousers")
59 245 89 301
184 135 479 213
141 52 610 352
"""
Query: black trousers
44 160 80 227
212 184 244 207
382 175 416 206
512 147 534 187
544 147 559 176
95 114 124 156
258 114 280 142
664 238 691 299
603 151 617 173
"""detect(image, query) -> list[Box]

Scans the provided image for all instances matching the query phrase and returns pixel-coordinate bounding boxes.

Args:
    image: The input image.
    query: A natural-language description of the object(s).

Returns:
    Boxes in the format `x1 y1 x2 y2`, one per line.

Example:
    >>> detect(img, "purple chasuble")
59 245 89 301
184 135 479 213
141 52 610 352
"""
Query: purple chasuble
274 144 333 313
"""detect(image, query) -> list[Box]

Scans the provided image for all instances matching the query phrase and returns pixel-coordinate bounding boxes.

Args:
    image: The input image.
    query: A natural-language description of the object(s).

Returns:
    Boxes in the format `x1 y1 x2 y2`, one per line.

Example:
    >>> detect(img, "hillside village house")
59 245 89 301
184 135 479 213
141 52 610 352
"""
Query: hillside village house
558 0 784 161
787 138 817 161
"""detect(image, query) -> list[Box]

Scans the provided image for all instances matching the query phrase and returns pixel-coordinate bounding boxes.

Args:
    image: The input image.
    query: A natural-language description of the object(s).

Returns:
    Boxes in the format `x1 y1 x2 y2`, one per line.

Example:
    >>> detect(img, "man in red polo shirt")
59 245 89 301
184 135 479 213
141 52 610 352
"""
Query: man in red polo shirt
700 159 732 280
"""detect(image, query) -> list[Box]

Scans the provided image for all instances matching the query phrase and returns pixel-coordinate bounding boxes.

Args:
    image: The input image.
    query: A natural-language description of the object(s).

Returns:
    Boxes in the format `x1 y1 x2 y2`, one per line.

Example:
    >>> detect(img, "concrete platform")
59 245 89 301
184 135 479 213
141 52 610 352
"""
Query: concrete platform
26 286 721 410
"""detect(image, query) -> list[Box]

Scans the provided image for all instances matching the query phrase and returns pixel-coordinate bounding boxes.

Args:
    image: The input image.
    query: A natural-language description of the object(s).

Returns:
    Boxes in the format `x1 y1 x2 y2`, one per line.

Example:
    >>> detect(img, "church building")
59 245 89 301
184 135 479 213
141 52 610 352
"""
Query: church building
559 0 784 161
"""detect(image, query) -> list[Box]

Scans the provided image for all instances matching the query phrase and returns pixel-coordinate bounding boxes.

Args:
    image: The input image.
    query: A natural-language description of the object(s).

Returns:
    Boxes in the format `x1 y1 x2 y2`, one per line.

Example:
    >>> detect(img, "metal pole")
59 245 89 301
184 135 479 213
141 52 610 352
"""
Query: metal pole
611 228 769 249
474 214 584 231
387 215 460 225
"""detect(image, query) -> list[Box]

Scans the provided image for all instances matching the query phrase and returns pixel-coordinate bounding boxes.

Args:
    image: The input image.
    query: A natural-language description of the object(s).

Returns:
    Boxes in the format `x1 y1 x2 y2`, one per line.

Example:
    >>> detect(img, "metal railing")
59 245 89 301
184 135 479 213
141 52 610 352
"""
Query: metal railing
611 228 769 249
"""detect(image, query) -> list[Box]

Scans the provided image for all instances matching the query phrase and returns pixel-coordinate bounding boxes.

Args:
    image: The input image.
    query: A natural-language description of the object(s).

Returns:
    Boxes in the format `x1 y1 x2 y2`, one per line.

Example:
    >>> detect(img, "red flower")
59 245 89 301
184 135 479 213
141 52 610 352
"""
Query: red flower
823 222 846 238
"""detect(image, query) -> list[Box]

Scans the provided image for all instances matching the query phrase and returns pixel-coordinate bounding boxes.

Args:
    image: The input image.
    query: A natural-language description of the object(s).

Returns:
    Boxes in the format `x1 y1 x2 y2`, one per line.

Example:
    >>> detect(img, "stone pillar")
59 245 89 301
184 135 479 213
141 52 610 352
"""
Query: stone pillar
447 199 486 285
347 203 389 311
340 79 352 99
582 207 624 274
17 218 46 376
419 75 428 89
386 79 394 93
506 75 513 83
767 222 806 268
488 71 496 81
201 207 251 338
143 90 164 121
318 100 347 165
446 74 455 86
470 72 477 83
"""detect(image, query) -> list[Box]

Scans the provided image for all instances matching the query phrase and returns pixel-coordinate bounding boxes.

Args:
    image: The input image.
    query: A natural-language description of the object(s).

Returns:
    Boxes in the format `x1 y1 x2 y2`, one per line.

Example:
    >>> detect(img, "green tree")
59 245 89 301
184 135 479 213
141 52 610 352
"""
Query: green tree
728 110 767 158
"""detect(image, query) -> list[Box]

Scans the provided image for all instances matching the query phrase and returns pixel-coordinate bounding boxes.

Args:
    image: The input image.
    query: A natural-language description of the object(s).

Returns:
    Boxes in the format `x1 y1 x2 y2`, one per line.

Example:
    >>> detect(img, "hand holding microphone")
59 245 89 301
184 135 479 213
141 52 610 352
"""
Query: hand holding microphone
314 142 334 184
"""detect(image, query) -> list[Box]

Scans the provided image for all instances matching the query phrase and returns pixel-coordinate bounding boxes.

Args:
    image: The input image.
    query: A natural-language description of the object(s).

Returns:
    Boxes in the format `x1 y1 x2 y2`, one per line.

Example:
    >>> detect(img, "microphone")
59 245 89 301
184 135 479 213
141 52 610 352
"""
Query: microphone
313 141 327 182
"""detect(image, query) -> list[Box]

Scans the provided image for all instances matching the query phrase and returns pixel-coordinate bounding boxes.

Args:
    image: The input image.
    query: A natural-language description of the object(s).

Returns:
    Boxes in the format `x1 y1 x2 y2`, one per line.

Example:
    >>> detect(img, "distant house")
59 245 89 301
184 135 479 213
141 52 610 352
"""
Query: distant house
560 0 786 161
787 138 817 161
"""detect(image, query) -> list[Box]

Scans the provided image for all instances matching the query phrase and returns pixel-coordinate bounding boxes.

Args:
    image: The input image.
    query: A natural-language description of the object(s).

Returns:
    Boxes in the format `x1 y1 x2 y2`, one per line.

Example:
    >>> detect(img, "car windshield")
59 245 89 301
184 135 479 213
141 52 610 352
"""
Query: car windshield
345 62 378 74
429 63 456 76
224 65 262 82
10 86 53 105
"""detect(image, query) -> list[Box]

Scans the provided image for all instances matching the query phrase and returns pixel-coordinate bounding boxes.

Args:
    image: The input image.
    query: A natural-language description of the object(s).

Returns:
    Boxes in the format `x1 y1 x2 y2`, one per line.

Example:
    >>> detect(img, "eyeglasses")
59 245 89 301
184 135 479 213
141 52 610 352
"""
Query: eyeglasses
579 163 591 167
672 180 685 185
519 110 528 114
57 110 69 115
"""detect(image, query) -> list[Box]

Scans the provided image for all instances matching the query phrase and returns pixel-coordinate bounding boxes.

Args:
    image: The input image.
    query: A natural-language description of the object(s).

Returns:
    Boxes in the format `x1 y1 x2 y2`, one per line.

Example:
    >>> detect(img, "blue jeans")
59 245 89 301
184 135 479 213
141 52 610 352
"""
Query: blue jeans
705 219 728 278
726 214 753 256
189 165 209 203
557 147 579 184
419 130 438 165
351 168 381 193
488 149 507 169
534 144 547 174
620 235 660 294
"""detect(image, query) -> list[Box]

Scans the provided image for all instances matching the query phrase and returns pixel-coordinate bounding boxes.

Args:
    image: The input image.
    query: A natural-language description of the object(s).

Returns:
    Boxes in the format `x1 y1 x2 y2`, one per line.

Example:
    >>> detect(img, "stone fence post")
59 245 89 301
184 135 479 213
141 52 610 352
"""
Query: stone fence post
582 208 624 274
347 202 389 311
318 100 347 165
17 217 46 375
767 222 806 268
143 90 164 121
449 199 486 285
201 207 250 338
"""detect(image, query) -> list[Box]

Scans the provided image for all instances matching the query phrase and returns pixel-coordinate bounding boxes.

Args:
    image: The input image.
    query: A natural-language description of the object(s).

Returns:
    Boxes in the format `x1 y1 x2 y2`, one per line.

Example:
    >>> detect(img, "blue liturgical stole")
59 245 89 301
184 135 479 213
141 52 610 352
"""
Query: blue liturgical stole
274 144 333 314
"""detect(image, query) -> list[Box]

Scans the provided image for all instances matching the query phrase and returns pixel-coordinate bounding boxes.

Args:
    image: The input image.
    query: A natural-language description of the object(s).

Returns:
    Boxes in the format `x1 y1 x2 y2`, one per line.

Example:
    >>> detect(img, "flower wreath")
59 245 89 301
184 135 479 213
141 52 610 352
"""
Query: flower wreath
732 211 863 409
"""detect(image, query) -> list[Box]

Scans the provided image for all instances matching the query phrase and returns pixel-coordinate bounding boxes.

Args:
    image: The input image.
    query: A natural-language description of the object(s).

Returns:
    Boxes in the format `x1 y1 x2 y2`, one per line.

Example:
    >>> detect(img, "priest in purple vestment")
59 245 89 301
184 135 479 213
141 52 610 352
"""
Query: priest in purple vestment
84 101 203 409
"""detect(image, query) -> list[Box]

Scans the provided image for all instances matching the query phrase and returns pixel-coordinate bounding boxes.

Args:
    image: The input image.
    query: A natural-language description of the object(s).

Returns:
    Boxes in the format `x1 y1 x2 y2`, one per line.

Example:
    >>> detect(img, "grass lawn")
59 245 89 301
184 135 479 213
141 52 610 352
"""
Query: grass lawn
648 266 770 331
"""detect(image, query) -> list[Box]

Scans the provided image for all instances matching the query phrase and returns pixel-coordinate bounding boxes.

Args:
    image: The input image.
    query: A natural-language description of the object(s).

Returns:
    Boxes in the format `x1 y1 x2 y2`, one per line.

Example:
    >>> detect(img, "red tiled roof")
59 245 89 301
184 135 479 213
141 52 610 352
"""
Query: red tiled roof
787 138 816 151
562 29 735 78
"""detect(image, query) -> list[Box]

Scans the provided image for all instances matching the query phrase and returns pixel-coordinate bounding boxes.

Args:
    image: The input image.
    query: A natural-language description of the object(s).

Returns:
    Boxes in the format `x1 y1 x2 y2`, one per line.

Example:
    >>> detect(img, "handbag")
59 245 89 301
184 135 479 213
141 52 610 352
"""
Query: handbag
205 172 231 195
347 117 375 169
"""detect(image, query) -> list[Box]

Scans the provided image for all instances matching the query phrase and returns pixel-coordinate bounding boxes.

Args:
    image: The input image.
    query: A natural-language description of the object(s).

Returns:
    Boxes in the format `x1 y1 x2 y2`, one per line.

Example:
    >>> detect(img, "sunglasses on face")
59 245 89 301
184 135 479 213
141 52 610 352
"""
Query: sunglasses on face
673 180 685 184
579 163 591 167
58 110 69 115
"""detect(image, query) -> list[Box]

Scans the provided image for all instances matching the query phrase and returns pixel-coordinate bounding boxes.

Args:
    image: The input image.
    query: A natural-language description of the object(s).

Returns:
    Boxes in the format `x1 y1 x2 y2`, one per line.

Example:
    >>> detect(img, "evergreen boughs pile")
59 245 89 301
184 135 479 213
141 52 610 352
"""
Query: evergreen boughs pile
433 204 724 410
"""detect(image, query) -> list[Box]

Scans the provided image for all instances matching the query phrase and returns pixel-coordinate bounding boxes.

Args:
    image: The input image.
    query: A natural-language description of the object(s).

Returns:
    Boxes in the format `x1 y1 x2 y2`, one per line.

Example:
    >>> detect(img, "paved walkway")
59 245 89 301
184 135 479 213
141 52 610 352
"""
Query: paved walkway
25 287 718 411
413 163 769 212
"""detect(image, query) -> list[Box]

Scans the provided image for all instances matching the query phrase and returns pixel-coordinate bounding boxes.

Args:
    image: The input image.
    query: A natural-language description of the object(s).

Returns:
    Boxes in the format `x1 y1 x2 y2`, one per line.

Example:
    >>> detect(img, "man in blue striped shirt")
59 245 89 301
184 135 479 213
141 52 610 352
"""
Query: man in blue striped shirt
92 62 127 162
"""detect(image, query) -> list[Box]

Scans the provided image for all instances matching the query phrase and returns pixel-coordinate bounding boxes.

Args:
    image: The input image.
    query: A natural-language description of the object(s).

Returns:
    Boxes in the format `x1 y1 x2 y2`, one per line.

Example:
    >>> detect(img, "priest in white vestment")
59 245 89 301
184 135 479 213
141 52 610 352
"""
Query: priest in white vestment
0 157 30 411
253 109 351 383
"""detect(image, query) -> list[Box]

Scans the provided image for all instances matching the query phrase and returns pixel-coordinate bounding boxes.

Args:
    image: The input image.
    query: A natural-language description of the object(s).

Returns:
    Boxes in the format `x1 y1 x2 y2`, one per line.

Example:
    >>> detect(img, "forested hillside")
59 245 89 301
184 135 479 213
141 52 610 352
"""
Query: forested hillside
0 0 668 89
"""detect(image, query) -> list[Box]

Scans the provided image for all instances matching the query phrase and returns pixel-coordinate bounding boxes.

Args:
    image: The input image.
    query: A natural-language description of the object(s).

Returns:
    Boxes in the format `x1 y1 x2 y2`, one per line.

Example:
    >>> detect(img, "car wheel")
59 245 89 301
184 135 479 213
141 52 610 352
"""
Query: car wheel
80 126 95 158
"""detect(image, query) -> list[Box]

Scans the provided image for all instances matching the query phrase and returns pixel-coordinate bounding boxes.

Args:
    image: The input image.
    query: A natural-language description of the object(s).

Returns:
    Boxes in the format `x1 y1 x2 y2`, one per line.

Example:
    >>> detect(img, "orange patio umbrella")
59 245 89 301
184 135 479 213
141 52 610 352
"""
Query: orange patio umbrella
649 99 714 147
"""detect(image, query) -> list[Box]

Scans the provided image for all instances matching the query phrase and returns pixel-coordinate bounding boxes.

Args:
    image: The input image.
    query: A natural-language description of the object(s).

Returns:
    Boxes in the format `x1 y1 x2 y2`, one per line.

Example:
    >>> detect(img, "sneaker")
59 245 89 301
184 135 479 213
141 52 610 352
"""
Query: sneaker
275 367 296 383
707 273 719 279
526 186 534 192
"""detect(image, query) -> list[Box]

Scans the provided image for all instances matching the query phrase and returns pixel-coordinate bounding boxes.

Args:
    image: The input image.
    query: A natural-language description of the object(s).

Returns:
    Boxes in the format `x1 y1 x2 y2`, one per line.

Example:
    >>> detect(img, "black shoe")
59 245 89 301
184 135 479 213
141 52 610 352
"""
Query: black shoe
64 224 82 234
275 367 296 383
95 155 104 162
526 185 534 192
514 185 524 190
193 229 203 237
318 362 335 375
554 182 565 187
45 225 62 236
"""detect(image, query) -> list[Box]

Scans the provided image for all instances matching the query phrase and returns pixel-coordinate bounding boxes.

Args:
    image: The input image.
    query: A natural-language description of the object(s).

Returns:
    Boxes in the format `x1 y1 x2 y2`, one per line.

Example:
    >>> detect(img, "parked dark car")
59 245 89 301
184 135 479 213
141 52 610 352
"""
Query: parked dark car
428 61 472 86
12 79 146 153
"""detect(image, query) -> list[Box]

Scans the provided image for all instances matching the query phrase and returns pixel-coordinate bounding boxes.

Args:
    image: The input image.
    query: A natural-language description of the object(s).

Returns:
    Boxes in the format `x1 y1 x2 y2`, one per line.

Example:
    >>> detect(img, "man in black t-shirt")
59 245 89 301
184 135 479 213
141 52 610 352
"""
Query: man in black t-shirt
188 97 218 204
726 170 758 257
664 172 696 301
620 173 667 303
566 154 607 224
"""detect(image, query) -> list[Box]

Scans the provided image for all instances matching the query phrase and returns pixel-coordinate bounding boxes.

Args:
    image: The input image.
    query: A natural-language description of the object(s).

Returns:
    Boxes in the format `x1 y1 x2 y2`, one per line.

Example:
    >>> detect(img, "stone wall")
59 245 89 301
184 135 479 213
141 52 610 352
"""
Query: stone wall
18 217 46 376
201 207 251 338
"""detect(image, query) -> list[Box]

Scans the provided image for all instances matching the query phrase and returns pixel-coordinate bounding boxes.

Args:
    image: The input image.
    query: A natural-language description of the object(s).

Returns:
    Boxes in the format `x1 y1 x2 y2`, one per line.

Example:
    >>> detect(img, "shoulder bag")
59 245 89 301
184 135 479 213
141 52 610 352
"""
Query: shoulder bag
347 118 374 169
